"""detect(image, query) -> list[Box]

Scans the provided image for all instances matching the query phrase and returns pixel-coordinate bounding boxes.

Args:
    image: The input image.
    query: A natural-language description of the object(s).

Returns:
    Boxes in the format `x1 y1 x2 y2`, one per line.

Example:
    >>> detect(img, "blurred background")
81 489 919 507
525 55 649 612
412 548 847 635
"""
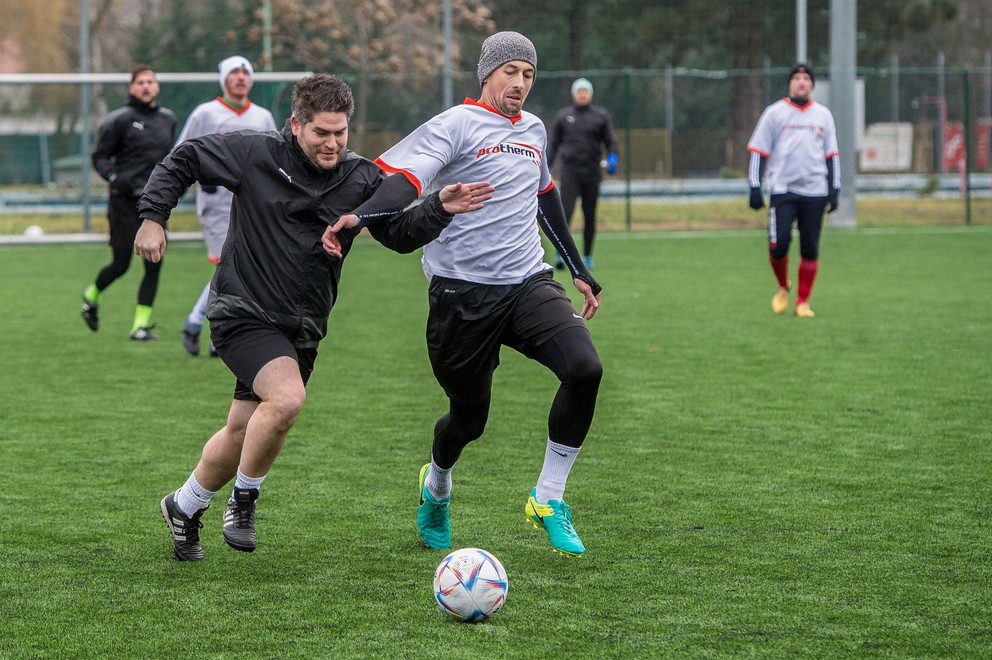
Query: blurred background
1 0 990 227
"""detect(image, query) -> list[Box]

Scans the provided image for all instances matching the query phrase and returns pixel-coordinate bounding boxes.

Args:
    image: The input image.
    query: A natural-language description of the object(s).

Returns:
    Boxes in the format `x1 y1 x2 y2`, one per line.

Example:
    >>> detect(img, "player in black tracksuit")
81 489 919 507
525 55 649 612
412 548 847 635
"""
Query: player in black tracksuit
82 66 176 340
137 74 494 562
139 124 452 350
547 78 619 269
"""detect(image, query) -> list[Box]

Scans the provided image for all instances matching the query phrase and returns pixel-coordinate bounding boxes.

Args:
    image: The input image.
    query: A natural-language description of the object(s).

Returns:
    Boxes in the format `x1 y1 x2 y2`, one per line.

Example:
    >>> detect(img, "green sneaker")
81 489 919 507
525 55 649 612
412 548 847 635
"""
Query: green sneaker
418 464 450 549
525 487 586 556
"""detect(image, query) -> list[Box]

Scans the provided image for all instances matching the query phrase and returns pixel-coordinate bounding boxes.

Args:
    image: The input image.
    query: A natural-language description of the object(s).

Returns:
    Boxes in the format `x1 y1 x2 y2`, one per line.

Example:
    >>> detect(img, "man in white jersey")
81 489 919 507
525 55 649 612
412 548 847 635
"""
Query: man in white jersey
747 63 840 318
325 31 604 556
178 55 277 356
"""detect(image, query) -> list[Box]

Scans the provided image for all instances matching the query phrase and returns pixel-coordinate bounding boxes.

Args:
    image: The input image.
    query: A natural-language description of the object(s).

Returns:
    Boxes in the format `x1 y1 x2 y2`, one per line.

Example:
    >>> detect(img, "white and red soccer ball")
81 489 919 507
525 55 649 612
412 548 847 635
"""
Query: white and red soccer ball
433 547 508 622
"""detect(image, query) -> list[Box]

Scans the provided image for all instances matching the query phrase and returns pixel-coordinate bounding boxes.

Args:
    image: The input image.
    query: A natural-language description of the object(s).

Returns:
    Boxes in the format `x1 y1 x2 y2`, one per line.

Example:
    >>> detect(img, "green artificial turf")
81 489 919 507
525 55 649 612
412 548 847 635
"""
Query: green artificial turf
0 226 989 657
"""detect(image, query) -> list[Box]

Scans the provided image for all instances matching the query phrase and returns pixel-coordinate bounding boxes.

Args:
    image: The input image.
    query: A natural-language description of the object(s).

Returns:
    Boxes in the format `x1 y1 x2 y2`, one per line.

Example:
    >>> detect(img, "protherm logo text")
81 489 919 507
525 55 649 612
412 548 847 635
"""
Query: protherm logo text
475 142 540 161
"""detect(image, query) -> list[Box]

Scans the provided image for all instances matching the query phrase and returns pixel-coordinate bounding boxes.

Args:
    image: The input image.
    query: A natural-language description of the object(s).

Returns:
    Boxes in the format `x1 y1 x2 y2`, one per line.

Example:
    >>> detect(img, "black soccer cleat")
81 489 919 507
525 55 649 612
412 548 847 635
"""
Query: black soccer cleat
161 491 206 562
130 326 159 341
182 329 200 356
223 487 259 552
81 295 99 332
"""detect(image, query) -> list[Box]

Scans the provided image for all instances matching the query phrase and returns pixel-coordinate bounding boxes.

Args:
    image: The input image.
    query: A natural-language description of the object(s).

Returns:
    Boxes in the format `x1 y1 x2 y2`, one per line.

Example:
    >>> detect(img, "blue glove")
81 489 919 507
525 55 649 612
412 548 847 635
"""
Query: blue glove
605 152 619 175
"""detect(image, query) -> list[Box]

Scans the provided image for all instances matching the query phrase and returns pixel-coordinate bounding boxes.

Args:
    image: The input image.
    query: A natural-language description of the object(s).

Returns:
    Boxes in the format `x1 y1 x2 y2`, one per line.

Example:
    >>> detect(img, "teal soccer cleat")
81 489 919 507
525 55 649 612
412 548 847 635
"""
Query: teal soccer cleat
418 464 451 549
525 487 586 556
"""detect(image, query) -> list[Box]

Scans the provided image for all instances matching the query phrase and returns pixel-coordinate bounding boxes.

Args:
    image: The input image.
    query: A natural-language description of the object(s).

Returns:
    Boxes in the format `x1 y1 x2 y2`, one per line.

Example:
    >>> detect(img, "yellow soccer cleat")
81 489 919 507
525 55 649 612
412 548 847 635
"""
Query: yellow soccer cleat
795 302 815 318
771 287 789 315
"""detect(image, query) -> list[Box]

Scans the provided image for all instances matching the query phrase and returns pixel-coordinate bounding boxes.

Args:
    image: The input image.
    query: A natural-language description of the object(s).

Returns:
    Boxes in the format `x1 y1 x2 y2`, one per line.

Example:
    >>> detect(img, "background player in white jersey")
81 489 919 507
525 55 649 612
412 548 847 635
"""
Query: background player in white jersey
178 56 277 356
325 31 603 556
747 63 840 318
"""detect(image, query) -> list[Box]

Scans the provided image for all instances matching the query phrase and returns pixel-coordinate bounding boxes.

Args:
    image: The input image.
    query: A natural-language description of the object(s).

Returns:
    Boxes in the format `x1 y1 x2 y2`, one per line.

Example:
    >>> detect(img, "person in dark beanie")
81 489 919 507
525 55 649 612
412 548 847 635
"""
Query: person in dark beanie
747 63 840 318
326 31 604 557
82 65 176 340
548 77 619 270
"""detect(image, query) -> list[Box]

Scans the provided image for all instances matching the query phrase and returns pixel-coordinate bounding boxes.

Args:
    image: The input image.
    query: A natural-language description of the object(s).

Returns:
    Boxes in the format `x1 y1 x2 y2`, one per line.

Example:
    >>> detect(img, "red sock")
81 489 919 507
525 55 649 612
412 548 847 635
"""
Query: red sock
769 255 789 288
797 258 818 303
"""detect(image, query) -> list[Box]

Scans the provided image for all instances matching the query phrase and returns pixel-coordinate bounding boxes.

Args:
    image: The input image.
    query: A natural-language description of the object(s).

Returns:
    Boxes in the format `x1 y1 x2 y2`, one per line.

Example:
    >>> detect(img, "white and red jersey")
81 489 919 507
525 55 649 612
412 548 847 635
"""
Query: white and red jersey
375 98 554 285
747 98 838 197
176 98 277 232
176 97 277 145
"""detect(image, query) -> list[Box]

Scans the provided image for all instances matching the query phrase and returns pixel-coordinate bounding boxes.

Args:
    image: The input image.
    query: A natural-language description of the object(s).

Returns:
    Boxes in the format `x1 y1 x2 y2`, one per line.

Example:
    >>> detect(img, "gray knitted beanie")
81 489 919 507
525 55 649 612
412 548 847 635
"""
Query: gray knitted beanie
477 31 537 86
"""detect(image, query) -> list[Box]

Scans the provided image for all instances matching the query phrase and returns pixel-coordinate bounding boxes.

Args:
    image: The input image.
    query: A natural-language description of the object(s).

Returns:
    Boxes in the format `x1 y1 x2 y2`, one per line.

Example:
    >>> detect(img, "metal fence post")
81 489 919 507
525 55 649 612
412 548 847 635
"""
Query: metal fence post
829 0 857 228
963 70 971 225
624 69 632 231
80 0 92 233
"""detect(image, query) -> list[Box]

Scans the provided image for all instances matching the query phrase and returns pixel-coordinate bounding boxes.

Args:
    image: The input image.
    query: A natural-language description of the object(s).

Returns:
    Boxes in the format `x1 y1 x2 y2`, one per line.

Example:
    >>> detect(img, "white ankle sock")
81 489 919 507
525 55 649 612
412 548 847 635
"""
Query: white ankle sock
176 471 216 517
426 459 453 501
536 439 581 503
231 469 265 503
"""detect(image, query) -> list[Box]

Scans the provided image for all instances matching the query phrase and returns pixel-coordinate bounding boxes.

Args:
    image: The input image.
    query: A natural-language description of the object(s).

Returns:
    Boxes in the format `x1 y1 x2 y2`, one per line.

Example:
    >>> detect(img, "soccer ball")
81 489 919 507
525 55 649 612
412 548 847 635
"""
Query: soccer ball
433 547 508 622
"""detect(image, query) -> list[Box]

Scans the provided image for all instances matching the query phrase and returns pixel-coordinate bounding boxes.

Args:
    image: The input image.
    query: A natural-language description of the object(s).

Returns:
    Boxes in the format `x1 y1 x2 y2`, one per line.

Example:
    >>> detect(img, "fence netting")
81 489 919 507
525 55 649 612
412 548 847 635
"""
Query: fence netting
1 65 989 227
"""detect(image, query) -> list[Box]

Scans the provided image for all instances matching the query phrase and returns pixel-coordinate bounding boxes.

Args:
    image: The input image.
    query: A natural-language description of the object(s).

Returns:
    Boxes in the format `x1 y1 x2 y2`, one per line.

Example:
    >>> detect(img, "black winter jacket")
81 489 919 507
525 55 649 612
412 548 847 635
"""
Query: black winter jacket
138 124 453 347
92 96 177 198
547 103 619 177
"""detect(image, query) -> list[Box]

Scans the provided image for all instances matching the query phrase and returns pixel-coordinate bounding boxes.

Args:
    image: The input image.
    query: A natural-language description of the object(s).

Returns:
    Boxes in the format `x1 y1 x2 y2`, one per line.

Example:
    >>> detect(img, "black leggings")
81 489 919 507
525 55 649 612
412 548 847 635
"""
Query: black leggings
431 325 602 468
95 245 163 307
559 169 601 256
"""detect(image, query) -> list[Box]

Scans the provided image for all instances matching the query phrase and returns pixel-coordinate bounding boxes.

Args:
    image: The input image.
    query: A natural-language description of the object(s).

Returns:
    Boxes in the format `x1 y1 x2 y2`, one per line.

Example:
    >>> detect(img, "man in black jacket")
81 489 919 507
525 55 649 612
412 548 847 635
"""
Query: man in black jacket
547 78 619 270
82 65 176 340
136 73 493 562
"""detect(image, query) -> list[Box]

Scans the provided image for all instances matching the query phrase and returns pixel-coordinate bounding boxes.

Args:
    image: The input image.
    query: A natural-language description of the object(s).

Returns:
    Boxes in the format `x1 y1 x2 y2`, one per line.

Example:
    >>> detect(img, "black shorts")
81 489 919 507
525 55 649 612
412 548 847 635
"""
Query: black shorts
426 270 587 403
210 318 318 402
107 193 143 249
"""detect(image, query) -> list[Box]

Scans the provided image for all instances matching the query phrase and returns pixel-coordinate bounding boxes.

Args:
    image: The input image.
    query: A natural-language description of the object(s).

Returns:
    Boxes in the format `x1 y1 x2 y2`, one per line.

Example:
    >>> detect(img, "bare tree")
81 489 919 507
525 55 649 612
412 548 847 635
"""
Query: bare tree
251 0 493 150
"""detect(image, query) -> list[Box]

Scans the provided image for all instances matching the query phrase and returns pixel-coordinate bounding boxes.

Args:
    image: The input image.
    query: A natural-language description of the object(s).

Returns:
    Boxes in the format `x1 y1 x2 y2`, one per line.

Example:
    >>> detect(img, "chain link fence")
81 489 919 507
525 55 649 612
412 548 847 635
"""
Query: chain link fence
1 64 990 229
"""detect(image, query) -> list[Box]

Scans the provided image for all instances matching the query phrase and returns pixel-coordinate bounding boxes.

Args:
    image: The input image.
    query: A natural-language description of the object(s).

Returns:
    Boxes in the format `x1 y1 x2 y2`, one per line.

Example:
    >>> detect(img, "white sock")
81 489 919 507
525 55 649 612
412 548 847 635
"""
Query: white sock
186 282 211 329
536 439 581 503
426 459 453 501
176 471 216 517
231 469 265 503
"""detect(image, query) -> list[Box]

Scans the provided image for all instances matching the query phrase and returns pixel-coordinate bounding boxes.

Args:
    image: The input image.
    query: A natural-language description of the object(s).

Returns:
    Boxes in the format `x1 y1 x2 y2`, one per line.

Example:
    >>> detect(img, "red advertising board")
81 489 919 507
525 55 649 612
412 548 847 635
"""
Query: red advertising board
943 122 964 172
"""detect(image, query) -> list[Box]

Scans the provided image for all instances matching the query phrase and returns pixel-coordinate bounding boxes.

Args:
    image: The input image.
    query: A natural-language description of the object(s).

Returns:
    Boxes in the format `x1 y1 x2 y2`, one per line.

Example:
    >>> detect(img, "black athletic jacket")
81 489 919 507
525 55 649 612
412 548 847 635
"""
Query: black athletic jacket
92 96 177 198
547 103 618 177
138 124 453 347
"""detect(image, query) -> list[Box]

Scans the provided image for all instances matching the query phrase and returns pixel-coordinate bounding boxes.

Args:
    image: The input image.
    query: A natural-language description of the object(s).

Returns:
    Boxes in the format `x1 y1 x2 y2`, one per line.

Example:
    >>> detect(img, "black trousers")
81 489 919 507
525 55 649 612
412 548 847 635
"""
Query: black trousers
558 168 602 256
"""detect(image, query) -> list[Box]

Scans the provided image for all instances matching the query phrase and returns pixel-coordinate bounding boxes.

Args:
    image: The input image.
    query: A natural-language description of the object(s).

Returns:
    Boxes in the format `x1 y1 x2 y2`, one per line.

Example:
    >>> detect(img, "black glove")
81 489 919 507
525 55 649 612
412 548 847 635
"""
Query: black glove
201 185 219 194
749 187 764 210
827 188 839 213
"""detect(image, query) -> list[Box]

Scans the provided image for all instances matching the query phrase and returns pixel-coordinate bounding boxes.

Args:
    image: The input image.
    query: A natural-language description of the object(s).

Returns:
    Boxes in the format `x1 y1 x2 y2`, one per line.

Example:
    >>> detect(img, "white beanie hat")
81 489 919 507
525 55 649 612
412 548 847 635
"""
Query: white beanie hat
477 31 537 86
218 55 254 91
571 78 593 96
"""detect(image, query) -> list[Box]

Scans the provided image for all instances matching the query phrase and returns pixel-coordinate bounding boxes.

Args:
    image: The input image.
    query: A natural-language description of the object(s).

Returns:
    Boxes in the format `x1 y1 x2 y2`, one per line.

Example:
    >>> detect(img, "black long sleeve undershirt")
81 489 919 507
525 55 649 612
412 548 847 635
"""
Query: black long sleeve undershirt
348 174 421 228
537 187 602 295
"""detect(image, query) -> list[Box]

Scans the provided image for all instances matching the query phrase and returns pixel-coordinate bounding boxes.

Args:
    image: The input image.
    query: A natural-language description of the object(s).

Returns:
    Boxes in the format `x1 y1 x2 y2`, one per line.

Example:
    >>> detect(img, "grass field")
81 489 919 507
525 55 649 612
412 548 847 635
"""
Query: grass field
1 226 990 657
2 194 991 236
